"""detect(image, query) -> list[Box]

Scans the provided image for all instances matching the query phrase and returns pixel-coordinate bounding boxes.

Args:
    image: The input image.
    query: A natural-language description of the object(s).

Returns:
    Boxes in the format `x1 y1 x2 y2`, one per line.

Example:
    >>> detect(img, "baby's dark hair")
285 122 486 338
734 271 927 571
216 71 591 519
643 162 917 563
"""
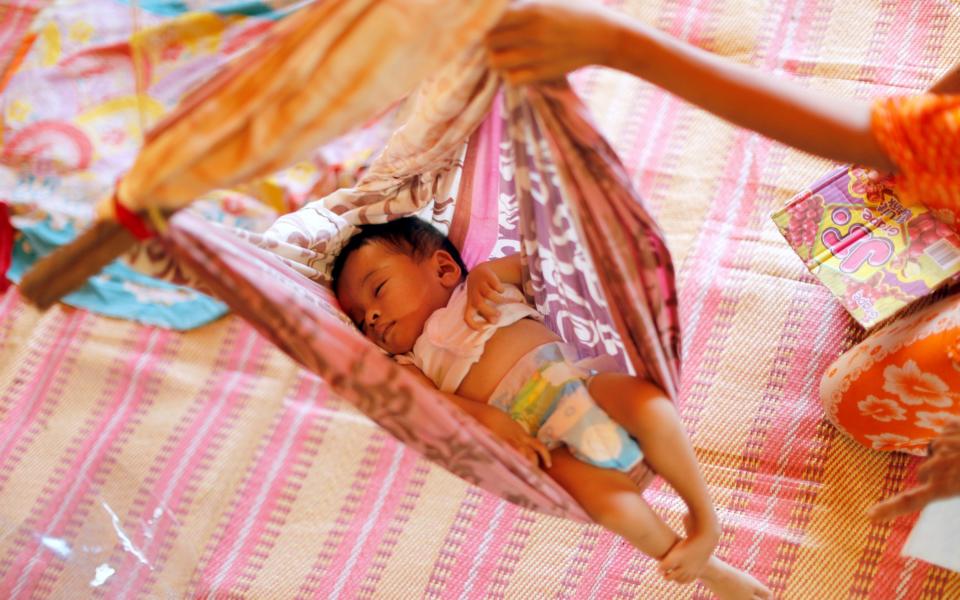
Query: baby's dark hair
331 217 468 293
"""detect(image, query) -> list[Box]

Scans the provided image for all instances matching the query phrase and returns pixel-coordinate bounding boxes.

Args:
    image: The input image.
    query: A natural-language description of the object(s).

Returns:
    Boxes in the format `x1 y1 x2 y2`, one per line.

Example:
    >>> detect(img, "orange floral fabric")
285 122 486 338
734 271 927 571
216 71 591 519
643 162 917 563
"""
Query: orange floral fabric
821 295 960 455
871 93 960 229
821 95 960 454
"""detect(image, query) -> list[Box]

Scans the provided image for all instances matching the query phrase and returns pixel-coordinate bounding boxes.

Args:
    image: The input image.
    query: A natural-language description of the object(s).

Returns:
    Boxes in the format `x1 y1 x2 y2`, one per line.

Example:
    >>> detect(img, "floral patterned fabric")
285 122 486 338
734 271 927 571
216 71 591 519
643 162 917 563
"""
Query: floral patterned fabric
820 94 960 454
871 94 960 228
821 294 960 455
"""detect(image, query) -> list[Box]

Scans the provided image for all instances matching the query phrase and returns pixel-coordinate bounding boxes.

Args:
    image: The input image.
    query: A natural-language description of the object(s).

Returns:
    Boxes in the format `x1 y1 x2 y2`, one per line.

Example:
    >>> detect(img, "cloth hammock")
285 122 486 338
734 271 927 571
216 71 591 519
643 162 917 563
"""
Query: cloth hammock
21 0 681 523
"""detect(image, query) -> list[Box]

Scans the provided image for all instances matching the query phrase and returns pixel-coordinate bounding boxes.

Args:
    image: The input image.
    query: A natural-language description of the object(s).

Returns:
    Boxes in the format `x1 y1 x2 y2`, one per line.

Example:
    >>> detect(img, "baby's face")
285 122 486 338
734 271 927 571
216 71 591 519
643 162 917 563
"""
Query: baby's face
336 242 459 354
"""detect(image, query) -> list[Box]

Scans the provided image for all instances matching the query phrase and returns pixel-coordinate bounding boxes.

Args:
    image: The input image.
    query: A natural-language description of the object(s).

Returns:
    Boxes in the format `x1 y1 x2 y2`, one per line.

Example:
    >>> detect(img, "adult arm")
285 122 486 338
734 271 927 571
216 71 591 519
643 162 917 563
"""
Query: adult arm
486 0 896 172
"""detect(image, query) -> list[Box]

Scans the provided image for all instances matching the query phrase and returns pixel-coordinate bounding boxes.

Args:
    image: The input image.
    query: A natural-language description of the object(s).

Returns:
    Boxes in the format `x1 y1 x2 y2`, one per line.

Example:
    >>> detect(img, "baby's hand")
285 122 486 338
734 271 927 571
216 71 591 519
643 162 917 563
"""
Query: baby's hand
475 405 552 469
465 263 508 330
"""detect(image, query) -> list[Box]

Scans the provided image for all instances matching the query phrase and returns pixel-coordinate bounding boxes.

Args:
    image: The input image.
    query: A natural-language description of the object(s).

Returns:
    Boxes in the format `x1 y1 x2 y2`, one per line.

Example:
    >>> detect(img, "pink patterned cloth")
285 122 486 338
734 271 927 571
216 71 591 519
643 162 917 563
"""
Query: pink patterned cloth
163 210 589 521
157 75 680 519
54 2 682 520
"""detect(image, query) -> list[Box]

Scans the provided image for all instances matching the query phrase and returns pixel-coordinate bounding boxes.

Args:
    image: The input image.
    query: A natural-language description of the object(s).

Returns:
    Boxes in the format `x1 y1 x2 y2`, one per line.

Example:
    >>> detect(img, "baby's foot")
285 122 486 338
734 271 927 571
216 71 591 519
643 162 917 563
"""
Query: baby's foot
658 533 716 583
659 512 720 582
700 557 772 600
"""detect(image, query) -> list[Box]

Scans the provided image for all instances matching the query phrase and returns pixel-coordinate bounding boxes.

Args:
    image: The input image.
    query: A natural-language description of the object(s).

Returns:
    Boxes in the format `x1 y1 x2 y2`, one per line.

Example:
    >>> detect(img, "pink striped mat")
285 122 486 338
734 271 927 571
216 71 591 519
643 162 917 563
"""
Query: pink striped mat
2 0 960 598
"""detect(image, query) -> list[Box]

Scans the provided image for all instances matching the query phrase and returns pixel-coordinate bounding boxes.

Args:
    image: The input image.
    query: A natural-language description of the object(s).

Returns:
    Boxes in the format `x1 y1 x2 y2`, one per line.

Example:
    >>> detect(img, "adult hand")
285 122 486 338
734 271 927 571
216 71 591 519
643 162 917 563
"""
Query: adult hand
868 416 960 522
486 0 625 85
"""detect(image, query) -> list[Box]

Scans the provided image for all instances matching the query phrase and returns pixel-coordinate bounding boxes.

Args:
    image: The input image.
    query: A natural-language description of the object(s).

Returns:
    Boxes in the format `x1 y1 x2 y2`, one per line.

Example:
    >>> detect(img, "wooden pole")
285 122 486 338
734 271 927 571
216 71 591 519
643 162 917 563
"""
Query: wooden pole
18 220 138 309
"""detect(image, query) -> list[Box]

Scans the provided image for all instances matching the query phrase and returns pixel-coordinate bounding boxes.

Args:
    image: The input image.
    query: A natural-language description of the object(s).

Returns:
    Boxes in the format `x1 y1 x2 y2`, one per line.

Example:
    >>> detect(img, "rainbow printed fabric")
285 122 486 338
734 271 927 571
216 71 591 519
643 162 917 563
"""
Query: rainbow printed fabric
0 0 359 329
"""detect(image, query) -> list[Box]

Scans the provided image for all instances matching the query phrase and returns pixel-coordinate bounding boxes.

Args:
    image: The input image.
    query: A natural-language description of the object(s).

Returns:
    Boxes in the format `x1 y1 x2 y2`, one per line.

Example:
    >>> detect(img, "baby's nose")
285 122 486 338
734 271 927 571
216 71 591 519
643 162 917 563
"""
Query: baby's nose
365 308 381 330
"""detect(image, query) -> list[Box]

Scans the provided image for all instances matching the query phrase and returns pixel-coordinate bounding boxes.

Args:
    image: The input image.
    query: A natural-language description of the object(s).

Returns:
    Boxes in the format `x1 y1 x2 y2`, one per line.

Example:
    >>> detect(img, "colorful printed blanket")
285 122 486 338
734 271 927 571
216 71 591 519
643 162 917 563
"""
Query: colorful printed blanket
0 0 382 328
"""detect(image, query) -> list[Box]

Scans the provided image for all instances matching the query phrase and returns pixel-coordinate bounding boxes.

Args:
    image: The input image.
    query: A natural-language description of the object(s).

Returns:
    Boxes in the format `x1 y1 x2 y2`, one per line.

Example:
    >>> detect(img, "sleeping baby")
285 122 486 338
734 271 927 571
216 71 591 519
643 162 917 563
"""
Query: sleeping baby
332 217 770 599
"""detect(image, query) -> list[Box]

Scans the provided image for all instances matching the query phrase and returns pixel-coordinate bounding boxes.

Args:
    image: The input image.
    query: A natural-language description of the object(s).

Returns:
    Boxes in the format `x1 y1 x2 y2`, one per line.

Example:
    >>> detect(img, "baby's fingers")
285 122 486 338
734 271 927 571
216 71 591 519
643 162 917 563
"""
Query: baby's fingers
507 435 543 468
464 303 498 330
475 301 500 324
517 445 538 467
528 437 551 469
480 284 508 304
464 307 486 330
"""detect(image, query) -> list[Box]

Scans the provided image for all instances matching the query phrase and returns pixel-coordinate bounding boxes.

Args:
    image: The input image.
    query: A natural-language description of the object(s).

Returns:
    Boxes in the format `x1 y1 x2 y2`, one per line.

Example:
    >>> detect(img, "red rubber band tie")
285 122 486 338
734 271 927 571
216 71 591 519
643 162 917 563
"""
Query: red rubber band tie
112 191 154 240
0 201 13 292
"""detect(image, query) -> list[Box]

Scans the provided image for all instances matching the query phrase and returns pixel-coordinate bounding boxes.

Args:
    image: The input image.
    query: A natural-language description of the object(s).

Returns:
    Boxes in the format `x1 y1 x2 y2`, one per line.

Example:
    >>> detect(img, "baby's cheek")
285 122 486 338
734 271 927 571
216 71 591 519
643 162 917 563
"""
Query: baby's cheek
389 324 417 355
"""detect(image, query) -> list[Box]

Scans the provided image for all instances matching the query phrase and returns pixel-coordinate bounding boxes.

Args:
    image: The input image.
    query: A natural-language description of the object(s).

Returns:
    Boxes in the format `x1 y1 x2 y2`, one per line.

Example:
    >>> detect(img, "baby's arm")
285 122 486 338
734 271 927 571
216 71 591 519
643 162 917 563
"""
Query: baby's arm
464 253 523 330
476 253 523 286
399 364 551 468
487 1 895 173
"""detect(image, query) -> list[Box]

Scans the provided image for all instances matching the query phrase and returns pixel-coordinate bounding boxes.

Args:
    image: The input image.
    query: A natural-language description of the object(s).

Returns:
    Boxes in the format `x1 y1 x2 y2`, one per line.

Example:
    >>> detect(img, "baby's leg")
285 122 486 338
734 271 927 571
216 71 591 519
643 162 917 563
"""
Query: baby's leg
587 374 718 555
546 447 677 557
548 447 770 599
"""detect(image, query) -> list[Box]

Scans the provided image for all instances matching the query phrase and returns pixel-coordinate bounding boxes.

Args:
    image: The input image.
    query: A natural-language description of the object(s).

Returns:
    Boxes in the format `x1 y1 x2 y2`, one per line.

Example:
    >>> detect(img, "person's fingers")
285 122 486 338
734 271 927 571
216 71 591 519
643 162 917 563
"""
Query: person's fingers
919 459 960 496
943 415 960 432
476 301 500 323
917 455 946 482
521 446 538 466
464 307 486 330
502 66 568 87
530 438 551 468
933 436 960 454
485 27 539 52
487 47 543 72
480 286 508 304
660 548 697 583
868 483 938 522
931 431 960 455
464 308 479 329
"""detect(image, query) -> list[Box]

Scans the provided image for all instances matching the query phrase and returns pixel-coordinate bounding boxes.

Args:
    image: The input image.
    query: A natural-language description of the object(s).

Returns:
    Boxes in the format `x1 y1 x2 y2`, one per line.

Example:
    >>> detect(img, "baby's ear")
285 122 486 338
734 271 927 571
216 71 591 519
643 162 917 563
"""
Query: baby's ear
433 250 462 287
